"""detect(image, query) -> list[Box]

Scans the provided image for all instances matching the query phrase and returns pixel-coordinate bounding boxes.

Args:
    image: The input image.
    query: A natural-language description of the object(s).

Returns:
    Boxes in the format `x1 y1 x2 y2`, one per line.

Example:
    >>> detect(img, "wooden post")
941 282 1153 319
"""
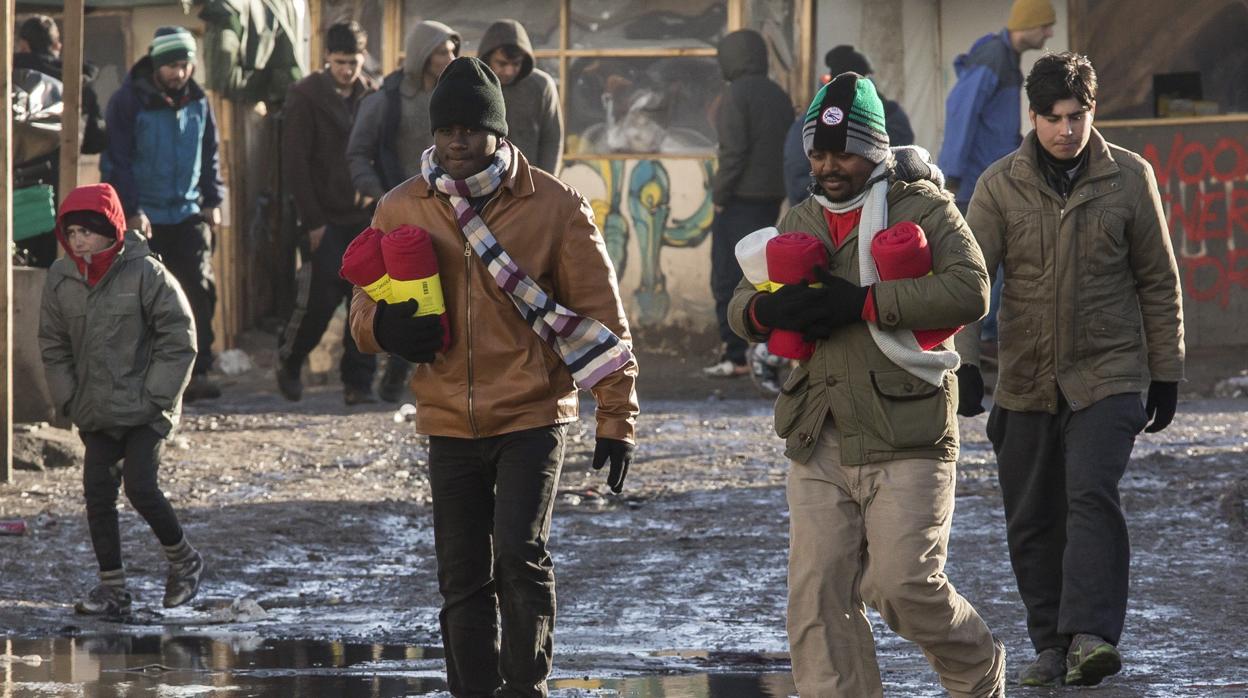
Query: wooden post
2 0 15 483
58 0 84 203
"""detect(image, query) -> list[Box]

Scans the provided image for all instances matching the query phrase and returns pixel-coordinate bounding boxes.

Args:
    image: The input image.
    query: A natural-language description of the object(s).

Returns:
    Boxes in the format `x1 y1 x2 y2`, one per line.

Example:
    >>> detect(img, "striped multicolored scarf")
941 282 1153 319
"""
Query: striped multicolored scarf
420 141 633 389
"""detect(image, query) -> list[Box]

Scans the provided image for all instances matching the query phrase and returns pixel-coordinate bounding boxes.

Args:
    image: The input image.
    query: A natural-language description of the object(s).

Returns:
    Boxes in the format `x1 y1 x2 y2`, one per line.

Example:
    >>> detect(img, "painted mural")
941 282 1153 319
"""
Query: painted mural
563 158 717 330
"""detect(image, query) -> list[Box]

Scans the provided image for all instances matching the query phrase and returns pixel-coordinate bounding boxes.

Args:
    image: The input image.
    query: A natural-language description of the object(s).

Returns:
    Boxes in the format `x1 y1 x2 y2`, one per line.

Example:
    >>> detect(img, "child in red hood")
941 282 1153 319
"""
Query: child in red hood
39 183 205 617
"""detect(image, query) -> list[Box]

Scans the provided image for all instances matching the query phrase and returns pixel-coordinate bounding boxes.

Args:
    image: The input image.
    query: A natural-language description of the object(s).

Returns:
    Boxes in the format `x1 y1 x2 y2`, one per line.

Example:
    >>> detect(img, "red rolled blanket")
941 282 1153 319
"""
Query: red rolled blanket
765 232 829 360
380 225 451 352
869 222 960 350
340 227 391 300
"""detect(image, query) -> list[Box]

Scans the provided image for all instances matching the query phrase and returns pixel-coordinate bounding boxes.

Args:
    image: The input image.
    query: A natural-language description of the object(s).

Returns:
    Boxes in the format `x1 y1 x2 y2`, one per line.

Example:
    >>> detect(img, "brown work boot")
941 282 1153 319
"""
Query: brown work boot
1065 633 1122 686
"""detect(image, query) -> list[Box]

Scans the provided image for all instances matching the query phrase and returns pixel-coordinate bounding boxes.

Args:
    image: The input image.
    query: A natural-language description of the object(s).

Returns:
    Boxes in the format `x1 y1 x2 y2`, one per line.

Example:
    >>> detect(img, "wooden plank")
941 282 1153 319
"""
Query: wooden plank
58 0 85 203
2 0 14 483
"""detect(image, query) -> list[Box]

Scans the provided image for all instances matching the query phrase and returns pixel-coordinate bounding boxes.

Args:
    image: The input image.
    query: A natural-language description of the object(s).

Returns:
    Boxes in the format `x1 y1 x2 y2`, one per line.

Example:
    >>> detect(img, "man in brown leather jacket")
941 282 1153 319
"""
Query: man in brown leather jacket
955 53 1184 688
348 57 638 697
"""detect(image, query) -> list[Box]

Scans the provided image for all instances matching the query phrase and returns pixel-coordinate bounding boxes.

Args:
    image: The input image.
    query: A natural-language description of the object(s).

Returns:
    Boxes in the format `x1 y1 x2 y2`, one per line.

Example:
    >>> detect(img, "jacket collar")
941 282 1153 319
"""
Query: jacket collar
127 55 206 110
411 142 536 200
1010 128 1119 190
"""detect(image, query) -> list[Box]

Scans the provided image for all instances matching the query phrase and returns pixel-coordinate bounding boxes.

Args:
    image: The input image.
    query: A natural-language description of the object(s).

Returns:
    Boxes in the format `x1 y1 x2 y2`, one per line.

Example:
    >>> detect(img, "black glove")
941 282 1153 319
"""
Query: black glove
956 364 986 417
798 267 871 340
1144 381 1178 433
591 438 634 494
372 299 443 364
752 283 827 331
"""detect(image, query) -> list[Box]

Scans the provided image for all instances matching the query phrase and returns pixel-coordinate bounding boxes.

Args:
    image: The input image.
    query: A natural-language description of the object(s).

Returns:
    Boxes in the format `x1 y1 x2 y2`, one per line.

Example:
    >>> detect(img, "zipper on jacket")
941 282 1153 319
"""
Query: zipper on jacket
464 239 479 438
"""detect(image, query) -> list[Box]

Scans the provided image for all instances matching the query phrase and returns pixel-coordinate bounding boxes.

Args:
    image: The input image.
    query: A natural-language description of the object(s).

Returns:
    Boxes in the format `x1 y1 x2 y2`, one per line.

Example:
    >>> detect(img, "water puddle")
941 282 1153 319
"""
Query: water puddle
1 635 796 697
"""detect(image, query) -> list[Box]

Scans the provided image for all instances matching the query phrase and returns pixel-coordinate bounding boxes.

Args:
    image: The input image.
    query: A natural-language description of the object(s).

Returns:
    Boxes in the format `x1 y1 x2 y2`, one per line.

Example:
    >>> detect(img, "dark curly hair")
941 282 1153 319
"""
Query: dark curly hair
1025 51 1097 114
326 21 367 55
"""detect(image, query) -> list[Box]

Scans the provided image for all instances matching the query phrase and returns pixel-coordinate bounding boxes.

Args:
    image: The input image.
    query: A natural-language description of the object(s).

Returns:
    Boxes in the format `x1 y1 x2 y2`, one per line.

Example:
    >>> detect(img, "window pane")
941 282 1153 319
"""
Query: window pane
401 0 561 54
747 0 799 92
570 0 727 50
565 56 722 155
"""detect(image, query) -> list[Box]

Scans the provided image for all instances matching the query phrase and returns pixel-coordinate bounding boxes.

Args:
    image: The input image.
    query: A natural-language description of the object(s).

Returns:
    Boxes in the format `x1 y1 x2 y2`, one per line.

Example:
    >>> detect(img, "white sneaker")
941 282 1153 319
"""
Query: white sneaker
702 359 749 378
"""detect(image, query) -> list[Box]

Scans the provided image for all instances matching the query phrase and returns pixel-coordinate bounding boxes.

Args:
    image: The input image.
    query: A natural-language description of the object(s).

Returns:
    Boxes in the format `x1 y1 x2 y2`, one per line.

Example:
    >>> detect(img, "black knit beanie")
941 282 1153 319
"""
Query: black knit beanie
825 45 872 77
428 57 508 137
62 210 117 239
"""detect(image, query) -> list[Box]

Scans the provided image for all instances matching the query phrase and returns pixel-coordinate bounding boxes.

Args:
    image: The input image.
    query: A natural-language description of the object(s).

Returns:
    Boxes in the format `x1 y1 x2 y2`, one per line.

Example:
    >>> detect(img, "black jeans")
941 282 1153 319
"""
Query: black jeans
81 426 185 573
428 425 567 698
988 393 1147 650
149 216 216 375
711 199 781 365
278 223 377 391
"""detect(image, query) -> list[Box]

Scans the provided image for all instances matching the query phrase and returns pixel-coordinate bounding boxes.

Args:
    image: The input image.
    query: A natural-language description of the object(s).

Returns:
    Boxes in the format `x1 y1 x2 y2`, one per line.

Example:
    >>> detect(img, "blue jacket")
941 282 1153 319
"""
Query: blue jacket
938 30 1022 204
101 57 224 225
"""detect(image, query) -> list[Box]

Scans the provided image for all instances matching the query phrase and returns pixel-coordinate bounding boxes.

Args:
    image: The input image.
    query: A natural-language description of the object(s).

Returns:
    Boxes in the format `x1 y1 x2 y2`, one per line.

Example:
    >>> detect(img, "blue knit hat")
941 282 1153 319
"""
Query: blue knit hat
150 26 196 68
802 72 889 163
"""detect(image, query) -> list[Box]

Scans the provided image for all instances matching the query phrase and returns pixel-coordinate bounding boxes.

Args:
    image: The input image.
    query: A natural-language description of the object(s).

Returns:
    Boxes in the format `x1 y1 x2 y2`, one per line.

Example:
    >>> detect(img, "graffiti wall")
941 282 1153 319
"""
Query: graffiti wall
561 158 718 333
1099 119 1248 349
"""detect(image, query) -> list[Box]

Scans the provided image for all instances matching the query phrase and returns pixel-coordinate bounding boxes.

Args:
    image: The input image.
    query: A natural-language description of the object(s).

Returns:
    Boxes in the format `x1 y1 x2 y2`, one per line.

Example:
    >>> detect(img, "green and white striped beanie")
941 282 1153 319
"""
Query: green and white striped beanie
149 26 196 68
802 72 889 163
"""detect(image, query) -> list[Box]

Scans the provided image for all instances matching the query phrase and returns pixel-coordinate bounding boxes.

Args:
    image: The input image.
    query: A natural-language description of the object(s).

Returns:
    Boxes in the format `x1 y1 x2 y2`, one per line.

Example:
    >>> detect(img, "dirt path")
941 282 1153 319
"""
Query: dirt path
2 352 1247 693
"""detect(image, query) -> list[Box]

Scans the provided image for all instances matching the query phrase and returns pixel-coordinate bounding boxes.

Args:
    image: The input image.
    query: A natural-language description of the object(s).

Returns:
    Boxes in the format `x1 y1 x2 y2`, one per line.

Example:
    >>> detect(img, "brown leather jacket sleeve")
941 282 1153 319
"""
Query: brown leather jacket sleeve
555 197 640 443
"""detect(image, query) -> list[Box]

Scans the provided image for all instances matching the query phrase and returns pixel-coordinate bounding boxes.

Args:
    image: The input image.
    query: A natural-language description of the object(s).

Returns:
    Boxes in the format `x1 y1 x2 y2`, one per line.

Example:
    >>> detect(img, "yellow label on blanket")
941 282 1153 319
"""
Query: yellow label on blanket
390 274 446 316
361 274 393 303
752 280 824 292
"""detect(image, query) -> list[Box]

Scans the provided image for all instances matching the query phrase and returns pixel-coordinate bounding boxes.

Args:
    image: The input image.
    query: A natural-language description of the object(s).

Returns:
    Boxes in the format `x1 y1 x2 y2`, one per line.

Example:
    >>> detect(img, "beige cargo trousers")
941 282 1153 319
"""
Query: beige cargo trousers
786 423 1006 697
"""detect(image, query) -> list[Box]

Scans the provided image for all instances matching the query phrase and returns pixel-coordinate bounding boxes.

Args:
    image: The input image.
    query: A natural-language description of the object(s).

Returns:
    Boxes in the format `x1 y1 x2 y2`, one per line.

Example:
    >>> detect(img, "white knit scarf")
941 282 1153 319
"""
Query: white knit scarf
812 161 960 386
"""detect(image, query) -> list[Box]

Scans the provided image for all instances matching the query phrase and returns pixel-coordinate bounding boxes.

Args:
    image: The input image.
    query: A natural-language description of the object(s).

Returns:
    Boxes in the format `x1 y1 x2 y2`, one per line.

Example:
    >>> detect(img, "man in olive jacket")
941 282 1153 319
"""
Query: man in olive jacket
730 73 1004 697
348 58 638 697
955 53 1184 688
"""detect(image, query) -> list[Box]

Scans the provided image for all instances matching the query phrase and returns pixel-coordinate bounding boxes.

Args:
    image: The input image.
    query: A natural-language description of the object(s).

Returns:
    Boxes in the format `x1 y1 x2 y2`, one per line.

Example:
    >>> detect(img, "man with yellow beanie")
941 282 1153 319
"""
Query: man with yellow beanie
938 0 1054 373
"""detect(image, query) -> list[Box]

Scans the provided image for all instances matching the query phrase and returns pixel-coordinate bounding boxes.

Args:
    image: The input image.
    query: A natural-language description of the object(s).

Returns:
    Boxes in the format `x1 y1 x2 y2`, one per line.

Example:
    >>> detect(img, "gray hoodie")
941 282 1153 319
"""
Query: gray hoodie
346 21 460 197
713 29 793 205
478 19 564 174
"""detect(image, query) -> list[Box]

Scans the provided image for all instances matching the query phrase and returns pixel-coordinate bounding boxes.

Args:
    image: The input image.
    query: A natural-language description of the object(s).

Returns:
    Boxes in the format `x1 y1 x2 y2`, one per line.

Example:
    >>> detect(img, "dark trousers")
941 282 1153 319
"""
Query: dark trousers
81 426 185 573
988 393 1147 651
278 223 377 390
149 217 216 375
711 199 781 365
427 426 567 698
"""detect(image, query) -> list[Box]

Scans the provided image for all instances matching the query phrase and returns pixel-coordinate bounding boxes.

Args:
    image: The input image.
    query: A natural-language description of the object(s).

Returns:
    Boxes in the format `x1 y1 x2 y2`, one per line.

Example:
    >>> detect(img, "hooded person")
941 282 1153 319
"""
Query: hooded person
344 20 459 398
347 56 638 696
704 28 794 379
346 20 461 200
727 72 1005 697
39 182 204 619
101 25 225 402
477 19 564 173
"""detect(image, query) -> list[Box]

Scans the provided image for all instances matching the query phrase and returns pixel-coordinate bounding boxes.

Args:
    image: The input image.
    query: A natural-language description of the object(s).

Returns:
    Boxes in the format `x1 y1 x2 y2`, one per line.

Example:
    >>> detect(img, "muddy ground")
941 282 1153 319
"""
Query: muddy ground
2 334 1247 696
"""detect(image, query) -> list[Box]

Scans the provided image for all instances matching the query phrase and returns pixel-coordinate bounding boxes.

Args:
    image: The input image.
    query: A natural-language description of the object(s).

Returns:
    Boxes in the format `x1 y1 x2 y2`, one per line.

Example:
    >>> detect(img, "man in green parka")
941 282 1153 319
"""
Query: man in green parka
729 72 1004 697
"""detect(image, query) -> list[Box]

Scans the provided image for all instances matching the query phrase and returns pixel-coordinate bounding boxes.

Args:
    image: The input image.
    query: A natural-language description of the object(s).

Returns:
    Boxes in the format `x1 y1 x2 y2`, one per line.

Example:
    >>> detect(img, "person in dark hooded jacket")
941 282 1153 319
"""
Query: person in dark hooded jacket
478 19 564 174
39 183 204 619
704 29 793 378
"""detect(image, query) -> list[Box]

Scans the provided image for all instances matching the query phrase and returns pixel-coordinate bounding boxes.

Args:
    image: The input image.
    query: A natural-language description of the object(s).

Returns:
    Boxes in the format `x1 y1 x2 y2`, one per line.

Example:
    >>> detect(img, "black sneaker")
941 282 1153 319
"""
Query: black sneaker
75 584 133 616
163 550 205 608
1018 647 1066 686
1065 633 1122 686
343 385 378 406
184 375 222 402
378 360 411 403
276 362 303 402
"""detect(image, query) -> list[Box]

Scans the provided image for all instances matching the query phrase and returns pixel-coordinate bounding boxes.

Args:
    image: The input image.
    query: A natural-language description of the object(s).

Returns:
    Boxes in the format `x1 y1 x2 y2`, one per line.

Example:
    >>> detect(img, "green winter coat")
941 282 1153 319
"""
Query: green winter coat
39 230 197 437
729 180 990 465
955 129 1185 413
